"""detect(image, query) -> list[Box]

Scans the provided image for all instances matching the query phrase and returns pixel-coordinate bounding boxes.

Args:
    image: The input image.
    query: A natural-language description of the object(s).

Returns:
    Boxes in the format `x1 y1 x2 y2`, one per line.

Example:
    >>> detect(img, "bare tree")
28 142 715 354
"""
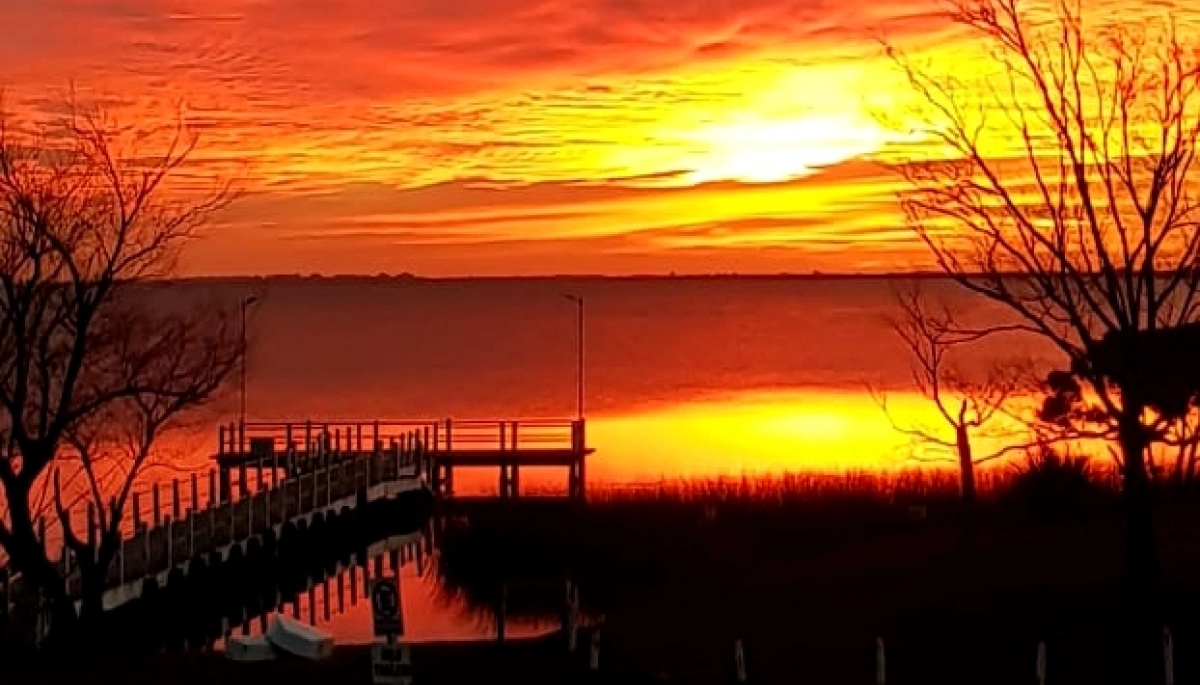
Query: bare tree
886 0 1200 583
0 101 241 634
876 288 1029 541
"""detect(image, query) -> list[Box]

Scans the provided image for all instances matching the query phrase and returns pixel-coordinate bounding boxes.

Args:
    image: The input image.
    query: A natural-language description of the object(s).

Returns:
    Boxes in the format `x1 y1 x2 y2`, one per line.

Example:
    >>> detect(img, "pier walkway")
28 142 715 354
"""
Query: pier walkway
1 429 429 633
1 417 593 636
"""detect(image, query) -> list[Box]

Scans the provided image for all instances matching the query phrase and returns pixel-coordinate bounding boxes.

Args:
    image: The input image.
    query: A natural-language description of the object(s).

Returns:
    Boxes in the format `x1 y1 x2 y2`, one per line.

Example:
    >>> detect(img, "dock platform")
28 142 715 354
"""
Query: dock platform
217 418 595 500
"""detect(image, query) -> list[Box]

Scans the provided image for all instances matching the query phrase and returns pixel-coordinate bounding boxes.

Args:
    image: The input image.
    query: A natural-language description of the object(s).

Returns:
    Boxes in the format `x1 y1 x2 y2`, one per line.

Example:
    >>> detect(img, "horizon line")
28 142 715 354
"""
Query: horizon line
156 270 1189 283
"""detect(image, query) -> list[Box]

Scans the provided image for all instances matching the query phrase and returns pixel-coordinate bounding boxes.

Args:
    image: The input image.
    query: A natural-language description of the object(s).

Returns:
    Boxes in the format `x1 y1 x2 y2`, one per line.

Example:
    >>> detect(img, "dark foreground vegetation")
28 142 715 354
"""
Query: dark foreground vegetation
430 456 1200 684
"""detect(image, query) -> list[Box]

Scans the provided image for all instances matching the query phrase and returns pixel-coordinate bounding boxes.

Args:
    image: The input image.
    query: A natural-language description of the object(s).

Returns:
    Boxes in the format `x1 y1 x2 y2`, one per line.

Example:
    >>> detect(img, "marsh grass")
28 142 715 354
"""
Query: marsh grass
430 465 1130 621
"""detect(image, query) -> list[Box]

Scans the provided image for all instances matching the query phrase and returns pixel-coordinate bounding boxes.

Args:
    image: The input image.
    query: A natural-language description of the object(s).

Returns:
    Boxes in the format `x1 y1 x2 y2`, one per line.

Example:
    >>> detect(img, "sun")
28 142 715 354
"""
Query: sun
677 114 892 185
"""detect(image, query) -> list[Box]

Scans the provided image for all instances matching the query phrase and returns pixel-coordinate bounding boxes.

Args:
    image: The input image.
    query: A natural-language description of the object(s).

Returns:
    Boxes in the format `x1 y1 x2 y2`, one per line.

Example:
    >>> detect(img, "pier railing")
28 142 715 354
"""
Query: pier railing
218 418 586 458
1 430 430 626
68 445 425 597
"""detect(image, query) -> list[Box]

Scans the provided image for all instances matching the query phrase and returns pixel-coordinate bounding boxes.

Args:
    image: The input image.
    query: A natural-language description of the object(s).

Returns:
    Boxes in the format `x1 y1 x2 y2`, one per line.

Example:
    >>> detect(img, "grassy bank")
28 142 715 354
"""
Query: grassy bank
432 463 1200 684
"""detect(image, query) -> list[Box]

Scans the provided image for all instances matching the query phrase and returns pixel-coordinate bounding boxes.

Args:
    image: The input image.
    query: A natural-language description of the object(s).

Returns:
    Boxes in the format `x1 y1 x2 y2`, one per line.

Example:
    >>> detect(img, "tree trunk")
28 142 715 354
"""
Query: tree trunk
1118 404 1158 586
1 463 81 648
956 424 977 551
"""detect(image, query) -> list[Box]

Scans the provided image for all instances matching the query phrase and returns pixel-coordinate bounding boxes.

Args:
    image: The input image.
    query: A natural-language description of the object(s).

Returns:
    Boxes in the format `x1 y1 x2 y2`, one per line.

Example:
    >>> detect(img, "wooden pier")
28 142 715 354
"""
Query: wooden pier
1 417 593 637
217 418 595 500
2 430 431 636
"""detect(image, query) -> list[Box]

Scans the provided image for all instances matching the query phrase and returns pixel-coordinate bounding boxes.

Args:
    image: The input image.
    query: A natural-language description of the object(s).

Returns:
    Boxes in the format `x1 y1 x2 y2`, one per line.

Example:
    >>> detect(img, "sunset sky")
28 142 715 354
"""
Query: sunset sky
1 0 1192 276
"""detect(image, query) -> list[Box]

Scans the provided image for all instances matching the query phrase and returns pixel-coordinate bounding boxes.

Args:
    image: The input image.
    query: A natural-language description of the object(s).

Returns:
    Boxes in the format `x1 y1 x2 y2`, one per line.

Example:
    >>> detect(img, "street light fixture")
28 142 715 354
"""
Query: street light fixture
240 295 259 427
563 294 585 420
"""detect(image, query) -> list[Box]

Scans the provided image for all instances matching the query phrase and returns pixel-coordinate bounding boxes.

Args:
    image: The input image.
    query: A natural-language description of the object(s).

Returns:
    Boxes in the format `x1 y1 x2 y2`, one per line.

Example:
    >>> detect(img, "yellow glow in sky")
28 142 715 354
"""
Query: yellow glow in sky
3 0 1198 275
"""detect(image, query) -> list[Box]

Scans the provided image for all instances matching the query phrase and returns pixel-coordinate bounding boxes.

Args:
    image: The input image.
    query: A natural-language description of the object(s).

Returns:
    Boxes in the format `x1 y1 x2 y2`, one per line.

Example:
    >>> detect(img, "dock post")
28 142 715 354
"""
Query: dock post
265 468 273 525
285 424 293 454
209 479 217 537
218 465 231 504
164 516 173 567
445 418 453 453
499 421 506 452
133 492 142 533
143 524 151 576
238 462 248 499
209 470 218 507
152 484 162 527
304 420 313 464
190 473 199 516
356 423 363 455
172 478 182 520
575 419 587 501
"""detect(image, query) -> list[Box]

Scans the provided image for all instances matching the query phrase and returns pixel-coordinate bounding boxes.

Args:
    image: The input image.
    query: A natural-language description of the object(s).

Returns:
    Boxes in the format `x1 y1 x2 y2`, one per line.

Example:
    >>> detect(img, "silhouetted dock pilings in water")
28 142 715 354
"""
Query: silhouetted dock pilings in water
2 416 596 652
223 418 594 501
78 488 435 656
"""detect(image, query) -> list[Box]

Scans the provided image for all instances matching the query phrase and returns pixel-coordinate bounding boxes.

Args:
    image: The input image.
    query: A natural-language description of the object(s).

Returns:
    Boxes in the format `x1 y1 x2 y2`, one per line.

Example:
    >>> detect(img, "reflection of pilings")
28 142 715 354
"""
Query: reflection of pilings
92 489 433 655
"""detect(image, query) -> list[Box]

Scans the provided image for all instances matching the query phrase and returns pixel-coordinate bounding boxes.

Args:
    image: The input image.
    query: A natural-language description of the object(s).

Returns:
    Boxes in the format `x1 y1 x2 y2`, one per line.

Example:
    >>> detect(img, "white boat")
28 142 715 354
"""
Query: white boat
265 614 335 660
225 635 278 661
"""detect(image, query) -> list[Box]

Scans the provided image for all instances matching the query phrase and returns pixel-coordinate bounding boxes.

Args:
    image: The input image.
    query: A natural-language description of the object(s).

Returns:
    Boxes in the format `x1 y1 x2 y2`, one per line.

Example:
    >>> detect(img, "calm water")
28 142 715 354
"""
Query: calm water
216 275 1051 483
157 276 1056 644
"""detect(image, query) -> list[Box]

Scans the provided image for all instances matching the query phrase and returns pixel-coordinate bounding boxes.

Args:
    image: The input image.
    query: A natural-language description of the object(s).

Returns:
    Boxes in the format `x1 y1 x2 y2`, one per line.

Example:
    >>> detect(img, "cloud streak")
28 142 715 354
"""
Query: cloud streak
1 0 1194 275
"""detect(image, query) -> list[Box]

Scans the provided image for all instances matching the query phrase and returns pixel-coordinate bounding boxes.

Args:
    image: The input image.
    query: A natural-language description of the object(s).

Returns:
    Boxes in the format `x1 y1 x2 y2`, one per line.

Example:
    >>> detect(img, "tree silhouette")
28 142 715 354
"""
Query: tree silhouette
888 0 1200 583
877 287 1031 545
0 101 241 636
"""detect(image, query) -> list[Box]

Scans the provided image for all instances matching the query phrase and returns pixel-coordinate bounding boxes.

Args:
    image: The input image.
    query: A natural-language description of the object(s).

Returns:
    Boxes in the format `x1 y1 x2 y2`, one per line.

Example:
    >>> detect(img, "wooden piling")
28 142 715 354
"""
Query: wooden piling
152 484 162 527
165 516 173 567
172 479 182 520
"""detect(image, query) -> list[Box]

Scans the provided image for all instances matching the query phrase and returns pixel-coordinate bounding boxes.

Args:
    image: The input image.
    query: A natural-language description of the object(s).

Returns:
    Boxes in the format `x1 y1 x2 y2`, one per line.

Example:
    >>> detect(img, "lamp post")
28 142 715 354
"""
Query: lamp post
564 294 585 420
240 295 258 427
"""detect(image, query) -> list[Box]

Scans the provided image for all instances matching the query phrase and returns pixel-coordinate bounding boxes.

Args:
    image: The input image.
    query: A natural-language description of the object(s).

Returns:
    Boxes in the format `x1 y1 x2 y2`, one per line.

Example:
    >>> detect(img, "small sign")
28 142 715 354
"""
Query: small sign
370 577 404 637
371 642 412 685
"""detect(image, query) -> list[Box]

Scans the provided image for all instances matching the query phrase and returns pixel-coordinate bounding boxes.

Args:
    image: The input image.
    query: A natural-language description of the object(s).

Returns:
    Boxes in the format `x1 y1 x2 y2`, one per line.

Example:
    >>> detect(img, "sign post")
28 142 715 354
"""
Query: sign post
370 575 409 685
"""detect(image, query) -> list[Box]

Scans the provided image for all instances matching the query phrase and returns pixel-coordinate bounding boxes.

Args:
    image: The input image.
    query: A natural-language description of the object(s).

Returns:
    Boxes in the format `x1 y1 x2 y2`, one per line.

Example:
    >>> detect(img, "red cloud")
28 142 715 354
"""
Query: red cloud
1 0 955 99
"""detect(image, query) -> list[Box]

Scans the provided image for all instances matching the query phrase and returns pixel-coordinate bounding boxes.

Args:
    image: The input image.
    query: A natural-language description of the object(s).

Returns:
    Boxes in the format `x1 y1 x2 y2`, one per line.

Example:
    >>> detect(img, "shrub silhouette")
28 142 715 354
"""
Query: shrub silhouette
1075 322 1200 422
1001 448 1099 521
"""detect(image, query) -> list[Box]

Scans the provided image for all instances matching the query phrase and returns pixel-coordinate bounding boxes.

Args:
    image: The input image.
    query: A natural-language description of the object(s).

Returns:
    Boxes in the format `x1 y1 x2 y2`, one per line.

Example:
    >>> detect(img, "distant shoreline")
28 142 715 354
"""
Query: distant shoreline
157 271 1011 285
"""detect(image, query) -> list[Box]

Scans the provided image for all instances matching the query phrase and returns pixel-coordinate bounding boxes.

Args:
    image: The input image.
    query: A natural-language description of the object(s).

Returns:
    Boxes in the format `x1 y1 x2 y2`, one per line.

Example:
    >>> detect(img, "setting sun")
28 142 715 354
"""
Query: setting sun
678 115 895 185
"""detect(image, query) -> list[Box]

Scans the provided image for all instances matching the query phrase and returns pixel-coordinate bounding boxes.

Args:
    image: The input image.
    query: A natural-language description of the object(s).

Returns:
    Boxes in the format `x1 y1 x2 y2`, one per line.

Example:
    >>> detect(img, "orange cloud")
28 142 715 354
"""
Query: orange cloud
2 0 1195 275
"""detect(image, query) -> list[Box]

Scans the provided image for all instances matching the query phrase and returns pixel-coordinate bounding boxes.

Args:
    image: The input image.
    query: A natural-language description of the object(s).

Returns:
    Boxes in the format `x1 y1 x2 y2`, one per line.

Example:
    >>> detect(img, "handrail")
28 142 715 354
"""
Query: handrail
3 429 432 621
218 417 586 457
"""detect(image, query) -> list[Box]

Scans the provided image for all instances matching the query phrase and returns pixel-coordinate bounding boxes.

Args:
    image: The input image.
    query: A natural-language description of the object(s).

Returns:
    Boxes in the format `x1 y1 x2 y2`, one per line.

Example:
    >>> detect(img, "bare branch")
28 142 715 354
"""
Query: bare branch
0 97 242 619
